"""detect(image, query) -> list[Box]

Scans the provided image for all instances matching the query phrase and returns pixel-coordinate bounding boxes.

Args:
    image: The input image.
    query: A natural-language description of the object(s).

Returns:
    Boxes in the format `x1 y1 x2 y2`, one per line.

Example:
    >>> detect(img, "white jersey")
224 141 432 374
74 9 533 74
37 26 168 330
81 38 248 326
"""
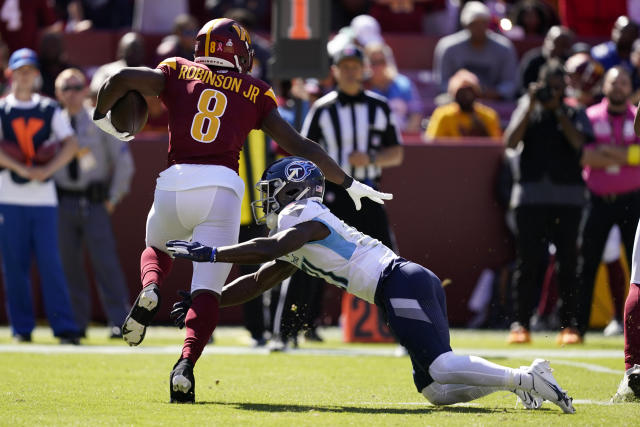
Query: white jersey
274 199 399 303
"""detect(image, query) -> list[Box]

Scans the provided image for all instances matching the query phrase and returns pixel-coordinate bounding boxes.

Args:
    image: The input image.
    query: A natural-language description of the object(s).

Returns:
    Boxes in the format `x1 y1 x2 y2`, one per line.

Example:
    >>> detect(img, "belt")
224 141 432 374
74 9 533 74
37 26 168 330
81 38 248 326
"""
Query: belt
57 182 108 203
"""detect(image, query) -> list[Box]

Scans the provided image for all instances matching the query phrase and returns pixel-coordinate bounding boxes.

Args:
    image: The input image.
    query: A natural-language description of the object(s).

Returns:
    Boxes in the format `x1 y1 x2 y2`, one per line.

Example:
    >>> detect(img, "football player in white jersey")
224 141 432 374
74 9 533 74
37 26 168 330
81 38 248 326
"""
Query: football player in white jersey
165 157 575 413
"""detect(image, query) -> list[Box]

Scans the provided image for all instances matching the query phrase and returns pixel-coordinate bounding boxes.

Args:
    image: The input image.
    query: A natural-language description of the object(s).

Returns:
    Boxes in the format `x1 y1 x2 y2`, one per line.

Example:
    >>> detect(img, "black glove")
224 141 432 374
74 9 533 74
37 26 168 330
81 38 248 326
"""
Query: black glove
166 240 216 262
170 290 192 329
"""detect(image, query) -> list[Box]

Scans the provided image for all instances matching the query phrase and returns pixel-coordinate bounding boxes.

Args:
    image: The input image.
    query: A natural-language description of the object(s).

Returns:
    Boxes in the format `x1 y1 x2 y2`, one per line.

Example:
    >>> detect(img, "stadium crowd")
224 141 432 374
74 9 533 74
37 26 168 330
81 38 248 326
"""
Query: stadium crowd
0 0 640 372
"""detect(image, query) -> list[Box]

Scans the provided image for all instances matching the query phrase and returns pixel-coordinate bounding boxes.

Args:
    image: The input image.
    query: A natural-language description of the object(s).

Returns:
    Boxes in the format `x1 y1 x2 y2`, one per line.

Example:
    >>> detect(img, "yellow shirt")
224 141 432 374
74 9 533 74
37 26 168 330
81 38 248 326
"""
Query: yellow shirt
425 102 502 141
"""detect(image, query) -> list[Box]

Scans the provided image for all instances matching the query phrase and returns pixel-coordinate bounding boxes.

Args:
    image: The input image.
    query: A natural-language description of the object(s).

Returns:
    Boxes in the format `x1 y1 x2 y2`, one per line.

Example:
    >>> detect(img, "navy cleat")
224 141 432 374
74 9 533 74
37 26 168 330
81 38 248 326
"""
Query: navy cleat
122 283 161 346
170 358 195 403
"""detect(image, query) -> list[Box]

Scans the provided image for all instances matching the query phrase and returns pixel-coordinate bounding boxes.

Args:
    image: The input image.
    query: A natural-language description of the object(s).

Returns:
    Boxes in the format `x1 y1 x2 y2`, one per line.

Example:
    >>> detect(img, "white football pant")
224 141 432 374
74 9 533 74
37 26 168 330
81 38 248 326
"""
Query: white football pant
145 185 241 295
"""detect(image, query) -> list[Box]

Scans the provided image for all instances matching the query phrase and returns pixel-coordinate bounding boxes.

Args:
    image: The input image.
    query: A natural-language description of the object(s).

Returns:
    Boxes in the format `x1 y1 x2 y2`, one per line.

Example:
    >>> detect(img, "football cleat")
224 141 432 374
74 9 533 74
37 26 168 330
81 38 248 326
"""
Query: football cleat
556 327 583 346
514 366 543 409
170 358 195 403
527 359 575 413
122 284 160 346
611 364 640 403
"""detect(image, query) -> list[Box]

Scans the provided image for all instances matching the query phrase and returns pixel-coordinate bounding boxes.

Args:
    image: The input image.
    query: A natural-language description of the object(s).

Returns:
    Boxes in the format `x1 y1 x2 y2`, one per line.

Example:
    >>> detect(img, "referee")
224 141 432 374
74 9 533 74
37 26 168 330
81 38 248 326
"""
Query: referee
301 44 404 248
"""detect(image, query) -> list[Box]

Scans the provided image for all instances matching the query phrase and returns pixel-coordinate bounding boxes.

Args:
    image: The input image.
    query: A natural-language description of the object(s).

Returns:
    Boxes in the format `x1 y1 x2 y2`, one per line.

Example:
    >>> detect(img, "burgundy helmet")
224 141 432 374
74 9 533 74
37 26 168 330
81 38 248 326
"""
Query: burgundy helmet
194 18 254 73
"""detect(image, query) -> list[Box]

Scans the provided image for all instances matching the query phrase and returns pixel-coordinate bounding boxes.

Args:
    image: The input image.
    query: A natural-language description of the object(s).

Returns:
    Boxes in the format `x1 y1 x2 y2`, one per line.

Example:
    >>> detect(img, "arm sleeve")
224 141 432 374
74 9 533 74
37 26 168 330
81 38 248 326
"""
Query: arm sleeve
155 57 178 103
104 132 135 204
432 39 447 93
51 108 74 141
254 85 278 129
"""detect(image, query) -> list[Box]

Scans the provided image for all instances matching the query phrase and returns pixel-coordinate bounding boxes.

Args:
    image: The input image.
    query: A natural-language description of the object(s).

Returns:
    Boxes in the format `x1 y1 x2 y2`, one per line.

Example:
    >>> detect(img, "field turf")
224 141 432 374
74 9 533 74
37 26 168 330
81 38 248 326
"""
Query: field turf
0 326 637 426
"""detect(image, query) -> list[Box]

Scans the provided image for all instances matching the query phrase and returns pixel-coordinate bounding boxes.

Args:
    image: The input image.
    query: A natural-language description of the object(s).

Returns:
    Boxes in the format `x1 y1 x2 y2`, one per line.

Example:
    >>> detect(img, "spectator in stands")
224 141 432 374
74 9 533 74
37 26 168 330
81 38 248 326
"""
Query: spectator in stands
519 26 574 93
132 0 189 34
425 69 501 141
38 32 74 99
351 14 383 48
629 39 640 104
504 59 593 345
365 43 423 133
433 1 518 100
89 32 145 100
591 16 639 73
577 67 640 341
0 0 60 52
0 49 81 344
509 0 558 38
224 8 272 83
155 14 199 62
205 0 271 32
70 0 133 29
369 0 441 33
565 52 605 108
53 68 134 339
558 0 627 38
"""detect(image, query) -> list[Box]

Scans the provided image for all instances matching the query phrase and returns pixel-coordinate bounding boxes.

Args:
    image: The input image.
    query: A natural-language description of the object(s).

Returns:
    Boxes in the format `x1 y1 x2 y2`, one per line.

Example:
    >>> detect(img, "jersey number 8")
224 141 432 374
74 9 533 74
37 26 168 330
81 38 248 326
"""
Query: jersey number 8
190 89 228 143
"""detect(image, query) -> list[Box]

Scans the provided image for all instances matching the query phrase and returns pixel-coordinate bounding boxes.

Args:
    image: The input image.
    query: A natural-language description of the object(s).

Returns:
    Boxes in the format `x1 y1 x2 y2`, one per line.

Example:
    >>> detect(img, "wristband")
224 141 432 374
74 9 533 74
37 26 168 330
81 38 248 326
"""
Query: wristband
210 247 217 263
628 145 640 166
341 175 354 189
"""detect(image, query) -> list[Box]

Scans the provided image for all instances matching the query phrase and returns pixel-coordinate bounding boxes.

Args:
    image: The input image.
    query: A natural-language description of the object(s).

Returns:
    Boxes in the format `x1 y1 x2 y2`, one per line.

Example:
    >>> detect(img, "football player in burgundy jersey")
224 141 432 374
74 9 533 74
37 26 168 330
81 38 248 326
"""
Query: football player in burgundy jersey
93 18 391 403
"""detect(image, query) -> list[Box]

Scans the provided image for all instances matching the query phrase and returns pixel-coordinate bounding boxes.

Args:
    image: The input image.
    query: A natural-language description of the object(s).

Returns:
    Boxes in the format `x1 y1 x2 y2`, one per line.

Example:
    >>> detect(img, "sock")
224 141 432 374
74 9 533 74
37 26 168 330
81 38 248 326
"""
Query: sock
140 246 173 288
606 260 626 320
624 283 640 369
181 292 219 365
422 382 501 405
428 351 532 390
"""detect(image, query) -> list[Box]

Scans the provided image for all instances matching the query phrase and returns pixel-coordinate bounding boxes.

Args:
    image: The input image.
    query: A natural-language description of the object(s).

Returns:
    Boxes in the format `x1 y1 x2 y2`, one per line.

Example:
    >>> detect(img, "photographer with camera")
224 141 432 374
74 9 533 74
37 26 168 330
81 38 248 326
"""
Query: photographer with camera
504 59 594 344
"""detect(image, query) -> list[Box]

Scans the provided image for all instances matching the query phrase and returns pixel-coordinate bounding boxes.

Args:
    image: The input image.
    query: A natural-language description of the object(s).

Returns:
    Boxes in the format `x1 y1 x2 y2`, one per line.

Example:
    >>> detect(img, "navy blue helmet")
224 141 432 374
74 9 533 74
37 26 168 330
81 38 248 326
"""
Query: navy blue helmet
251 156 325 227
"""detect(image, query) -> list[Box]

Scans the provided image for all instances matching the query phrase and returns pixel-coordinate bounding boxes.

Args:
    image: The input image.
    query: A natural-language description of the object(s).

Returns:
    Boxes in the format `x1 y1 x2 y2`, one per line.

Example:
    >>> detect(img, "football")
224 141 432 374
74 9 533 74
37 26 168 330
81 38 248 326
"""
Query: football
33 142 60 165
0 142 26 163
110 90 148 135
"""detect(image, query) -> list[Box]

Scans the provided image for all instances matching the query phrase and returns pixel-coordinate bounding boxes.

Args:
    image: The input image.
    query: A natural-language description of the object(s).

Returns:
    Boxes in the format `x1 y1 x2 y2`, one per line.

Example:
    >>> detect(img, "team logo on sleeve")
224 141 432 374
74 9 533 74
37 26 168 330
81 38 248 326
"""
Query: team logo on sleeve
285 160 317 182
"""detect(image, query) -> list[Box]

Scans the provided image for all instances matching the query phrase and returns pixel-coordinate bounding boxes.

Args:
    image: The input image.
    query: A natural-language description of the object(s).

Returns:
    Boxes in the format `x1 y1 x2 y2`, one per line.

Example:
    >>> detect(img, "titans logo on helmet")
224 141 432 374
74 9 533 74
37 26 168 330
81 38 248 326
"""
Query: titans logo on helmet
285 160 317 182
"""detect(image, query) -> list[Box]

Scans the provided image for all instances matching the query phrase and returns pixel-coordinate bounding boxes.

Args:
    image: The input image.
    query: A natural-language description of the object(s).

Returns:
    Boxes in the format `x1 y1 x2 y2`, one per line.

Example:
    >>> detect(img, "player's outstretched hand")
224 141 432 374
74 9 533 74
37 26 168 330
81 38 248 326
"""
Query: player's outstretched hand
166 240 216 262
346 179 393 210
170 290 192 329
92 110 134 142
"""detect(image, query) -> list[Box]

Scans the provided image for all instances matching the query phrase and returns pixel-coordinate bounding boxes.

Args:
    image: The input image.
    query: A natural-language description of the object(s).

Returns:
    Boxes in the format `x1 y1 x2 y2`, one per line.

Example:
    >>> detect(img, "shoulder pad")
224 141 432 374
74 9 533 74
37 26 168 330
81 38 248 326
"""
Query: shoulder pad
277 199 326 231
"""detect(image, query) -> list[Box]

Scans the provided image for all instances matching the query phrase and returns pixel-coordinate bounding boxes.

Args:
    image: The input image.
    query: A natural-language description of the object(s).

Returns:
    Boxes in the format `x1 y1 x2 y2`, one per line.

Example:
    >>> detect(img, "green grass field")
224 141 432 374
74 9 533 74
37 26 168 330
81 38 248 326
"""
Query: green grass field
1 326 637 426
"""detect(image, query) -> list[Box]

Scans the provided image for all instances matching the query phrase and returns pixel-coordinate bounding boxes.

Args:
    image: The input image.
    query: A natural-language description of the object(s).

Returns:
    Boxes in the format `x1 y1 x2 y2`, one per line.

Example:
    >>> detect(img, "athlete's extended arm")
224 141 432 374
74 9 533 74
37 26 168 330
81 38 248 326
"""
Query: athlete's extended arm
220 260 298 307
95 67 165 116
93 67 165 141
261 109 393 210
167 220 330 265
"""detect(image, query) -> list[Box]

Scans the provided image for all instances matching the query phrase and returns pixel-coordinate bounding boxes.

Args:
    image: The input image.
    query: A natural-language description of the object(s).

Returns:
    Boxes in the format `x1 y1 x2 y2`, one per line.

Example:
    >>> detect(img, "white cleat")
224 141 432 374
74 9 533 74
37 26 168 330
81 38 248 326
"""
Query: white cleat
122 284 161 346
611 364 640 403
172 375 192 393
514 366 544 409
527 359 575 414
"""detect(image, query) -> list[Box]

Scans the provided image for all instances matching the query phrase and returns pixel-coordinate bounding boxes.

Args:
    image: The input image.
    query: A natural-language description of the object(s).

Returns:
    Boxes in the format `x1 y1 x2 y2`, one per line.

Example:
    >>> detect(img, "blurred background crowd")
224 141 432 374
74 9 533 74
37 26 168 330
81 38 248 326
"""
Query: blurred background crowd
1 0 640 348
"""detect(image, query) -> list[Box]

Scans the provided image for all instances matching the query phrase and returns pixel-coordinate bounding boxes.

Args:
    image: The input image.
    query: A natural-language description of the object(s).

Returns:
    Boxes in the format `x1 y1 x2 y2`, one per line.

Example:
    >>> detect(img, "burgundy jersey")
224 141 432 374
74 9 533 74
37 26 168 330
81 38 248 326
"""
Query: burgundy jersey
156 57 277 173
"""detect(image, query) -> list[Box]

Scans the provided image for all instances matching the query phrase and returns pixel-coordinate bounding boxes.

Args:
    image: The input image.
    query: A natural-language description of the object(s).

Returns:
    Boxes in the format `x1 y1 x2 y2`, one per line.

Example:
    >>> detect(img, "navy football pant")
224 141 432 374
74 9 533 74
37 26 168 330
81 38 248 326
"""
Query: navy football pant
0 204 79 337
375 261 452 390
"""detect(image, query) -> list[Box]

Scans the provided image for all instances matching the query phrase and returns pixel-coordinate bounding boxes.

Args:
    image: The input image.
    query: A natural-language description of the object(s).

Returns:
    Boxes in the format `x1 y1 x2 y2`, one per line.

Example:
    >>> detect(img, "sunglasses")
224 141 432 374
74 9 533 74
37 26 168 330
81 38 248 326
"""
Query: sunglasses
61 84 84 92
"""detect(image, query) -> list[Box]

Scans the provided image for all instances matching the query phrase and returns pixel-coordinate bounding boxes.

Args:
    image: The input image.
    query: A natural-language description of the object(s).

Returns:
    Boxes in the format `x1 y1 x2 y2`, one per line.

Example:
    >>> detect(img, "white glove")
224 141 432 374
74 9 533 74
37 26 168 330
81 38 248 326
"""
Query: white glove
93 111 134 142
345 179 393 210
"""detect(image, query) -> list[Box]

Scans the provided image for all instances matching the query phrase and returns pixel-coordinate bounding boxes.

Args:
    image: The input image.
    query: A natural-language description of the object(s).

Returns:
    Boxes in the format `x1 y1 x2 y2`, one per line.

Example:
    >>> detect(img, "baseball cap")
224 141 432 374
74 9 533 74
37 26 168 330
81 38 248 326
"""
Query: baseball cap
351 15 383 47
8 48 39 70
333 44 364 65
460 1 491 27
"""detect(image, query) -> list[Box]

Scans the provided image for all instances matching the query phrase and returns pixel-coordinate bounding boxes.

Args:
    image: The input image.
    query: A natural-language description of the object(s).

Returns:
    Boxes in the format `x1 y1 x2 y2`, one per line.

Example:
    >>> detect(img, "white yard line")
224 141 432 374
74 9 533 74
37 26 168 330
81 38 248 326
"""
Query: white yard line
0 344 624 360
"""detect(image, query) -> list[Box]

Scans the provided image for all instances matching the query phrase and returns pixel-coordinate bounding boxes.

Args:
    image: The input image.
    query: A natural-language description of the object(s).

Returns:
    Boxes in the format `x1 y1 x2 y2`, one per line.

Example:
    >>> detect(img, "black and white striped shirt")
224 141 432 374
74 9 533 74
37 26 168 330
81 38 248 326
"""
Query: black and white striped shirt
301 90 402 182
